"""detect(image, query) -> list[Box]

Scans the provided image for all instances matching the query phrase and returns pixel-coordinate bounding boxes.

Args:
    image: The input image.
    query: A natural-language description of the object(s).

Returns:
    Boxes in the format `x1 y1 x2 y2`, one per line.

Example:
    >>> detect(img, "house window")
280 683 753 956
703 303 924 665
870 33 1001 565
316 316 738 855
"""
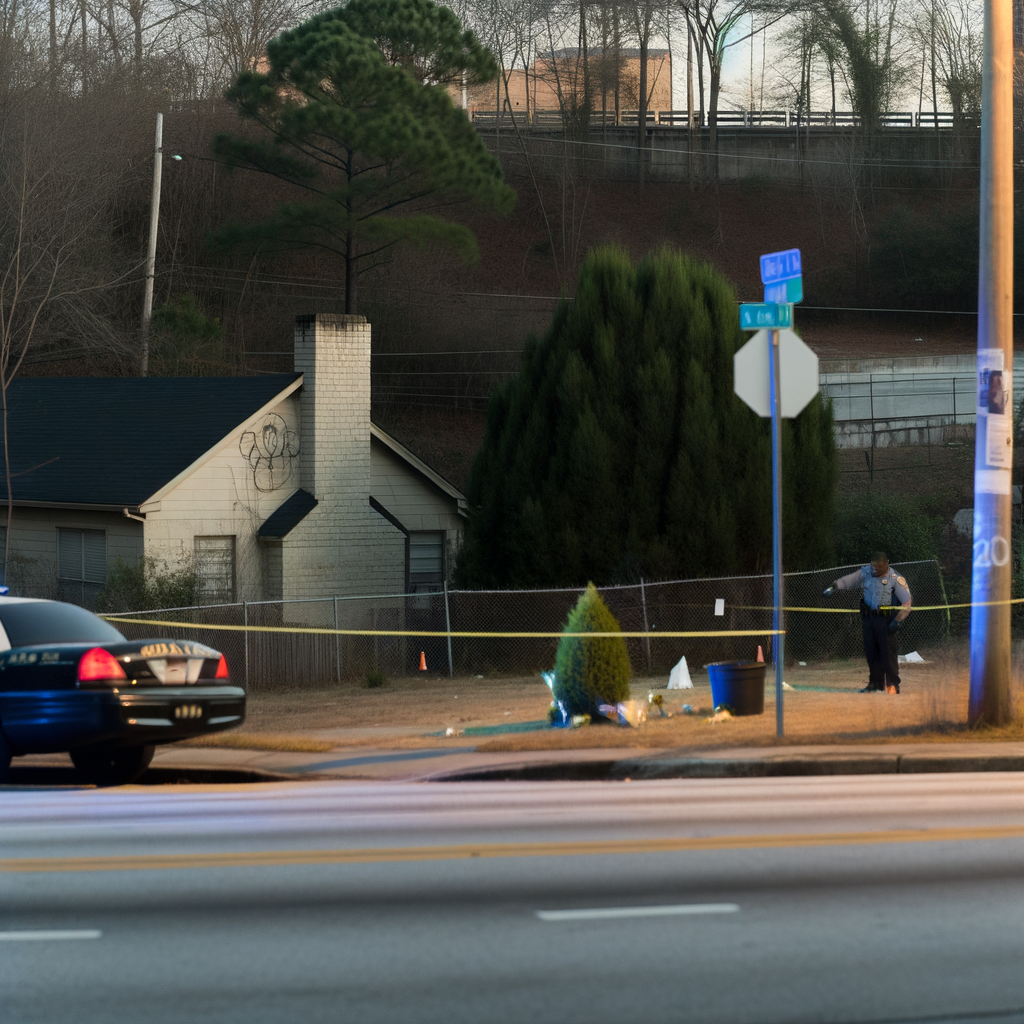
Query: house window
58 528 106 606
194 536 236 605
408 532 444 593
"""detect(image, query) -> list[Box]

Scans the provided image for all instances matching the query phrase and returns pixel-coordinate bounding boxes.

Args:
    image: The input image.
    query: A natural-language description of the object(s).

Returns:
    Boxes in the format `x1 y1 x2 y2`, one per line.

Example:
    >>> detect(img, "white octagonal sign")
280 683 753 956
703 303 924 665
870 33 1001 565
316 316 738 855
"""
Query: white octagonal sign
734 328 819 418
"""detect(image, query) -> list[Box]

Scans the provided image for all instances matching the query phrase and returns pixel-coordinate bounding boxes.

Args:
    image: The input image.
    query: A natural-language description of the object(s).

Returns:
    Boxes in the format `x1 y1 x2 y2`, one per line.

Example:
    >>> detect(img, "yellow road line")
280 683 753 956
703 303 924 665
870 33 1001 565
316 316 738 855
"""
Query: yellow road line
4 825 1024 873
100 617 784 639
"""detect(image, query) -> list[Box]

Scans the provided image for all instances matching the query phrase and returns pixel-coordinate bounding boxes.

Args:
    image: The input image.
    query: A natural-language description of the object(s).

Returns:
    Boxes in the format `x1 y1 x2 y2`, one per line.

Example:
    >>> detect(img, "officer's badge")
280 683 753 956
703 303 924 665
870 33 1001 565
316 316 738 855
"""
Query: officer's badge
897 576 906 586
881 578 888 584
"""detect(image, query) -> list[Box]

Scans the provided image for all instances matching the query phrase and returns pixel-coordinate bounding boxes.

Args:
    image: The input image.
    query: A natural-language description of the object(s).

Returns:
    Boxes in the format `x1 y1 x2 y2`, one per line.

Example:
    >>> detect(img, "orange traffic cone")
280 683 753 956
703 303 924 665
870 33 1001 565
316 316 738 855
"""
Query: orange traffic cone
756 645 764 663
419 651 427 672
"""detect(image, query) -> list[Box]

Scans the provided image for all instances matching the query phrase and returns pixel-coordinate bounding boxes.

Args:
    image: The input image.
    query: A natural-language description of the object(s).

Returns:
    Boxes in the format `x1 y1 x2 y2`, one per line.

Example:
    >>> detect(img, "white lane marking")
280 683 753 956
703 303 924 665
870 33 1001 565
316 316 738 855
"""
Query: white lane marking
536 903 739 922
0 930 102 941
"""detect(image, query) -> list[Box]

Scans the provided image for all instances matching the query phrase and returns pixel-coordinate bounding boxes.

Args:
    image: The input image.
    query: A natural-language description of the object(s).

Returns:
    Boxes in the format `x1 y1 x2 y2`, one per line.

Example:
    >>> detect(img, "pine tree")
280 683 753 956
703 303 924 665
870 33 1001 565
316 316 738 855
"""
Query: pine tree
212 0 515 314
553 584 632 716
456 247 836 587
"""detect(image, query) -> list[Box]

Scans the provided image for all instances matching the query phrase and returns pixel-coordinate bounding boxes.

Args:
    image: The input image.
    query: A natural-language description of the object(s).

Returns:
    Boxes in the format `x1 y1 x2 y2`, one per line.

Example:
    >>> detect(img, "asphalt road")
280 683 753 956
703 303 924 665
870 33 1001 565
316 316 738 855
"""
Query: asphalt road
3 774 1024 1024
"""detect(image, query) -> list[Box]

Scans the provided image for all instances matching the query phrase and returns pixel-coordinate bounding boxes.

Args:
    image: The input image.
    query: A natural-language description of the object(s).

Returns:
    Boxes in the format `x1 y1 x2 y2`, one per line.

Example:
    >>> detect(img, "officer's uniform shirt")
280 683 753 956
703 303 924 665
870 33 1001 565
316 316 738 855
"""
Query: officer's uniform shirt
835 565 912 610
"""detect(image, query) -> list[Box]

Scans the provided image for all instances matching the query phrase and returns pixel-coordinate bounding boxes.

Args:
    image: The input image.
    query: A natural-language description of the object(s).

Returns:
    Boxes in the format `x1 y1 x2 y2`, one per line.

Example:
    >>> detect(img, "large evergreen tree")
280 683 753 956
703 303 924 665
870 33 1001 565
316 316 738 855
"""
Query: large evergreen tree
456 247 837 587
212 0 515 313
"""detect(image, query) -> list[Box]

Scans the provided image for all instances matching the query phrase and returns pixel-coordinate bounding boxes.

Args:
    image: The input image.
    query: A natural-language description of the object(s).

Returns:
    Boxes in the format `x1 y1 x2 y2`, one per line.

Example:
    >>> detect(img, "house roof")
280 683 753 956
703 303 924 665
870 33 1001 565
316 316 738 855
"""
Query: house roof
258 488 318 538
0 374 302 509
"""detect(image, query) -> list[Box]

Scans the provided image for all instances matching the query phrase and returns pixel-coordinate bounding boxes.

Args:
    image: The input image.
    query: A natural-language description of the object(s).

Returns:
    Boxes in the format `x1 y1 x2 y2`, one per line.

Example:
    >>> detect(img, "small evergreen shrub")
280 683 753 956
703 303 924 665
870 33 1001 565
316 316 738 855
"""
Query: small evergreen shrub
553 584 631 716
365 670 387 688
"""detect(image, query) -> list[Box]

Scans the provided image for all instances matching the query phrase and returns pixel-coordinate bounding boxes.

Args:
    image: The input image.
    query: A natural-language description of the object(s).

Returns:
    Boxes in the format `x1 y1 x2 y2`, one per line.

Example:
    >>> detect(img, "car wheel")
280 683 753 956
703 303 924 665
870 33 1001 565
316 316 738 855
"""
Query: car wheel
0 727 11 783
70 744 155 787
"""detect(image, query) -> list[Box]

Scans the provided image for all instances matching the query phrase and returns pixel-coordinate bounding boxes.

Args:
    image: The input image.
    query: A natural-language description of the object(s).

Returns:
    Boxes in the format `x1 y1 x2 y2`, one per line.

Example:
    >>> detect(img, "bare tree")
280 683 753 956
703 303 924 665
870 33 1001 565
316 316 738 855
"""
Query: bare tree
929 0 982 131
196 0 298 80
0 96 140 580
676 0 788 166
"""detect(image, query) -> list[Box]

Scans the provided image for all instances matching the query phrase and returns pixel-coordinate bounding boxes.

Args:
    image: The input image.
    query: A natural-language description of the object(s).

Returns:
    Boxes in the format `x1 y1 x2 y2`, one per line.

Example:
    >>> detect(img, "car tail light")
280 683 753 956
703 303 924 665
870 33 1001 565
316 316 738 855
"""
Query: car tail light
215 654 229 679
78 648 127 683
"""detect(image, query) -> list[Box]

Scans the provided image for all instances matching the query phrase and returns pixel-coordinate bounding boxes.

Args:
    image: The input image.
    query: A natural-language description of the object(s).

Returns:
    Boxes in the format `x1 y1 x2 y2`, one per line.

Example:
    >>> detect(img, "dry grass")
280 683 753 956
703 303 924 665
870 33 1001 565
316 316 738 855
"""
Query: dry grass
242 675 554 733
177 733 339 753
206 644 1024 755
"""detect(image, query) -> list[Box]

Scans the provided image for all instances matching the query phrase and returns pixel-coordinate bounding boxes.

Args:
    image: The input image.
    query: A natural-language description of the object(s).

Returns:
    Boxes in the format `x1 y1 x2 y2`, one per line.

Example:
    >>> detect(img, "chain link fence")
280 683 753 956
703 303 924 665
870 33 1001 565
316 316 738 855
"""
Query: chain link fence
106 561 949 691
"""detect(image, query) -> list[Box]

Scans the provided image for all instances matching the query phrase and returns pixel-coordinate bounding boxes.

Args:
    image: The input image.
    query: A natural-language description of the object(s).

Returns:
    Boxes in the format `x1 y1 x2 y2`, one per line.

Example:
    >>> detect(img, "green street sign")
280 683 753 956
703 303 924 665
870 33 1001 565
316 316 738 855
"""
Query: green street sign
764 277 803 304
739 303 793 331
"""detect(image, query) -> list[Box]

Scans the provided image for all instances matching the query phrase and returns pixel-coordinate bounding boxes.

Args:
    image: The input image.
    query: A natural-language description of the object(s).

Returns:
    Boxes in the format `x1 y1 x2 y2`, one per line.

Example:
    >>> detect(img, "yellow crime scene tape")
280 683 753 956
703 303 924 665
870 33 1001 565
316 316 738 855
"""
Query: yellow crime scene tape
734 598 1024 614
101 594 1024 639
100 617 784 639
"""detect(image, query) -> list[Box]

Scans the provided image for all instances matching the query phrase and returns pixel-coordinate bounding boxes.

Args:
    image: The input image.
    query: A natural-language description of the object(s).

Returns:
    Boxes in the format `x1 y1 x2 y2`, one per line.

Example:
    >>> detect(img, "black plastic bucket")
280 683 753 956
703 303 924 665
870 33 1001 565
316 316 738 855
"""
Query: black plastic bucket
707 661 767 716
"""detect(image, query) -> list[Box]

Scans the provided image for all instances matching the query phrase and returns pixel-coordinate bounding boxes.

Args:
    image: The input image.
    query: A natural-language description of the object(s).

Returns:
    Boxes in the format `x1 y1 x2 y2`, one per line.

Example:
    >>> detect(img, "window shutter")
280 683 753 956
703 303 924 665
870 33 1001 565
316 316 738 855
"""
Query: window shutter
82 531 106 584
408 532 443 588
58 529 82 580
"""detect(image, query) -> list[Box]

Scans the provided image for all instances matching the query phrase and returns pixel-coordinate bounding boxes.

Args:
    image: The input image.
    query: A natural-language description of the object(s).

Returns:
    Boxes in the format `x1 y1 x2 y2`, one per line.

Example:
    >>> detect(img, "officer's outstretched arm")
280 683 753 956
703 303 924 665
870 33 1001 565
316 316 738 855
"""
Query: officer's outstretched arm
832 569 863 593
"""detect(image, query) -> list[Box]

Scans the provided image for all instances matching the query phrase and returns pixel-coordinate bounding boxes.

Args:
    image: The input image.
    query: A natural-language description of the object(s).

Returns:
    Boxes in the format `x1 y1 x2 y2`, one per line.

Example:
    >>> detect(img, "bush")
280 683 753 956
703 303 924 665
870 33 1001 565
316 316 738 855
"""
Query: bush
553 584 632 716
456 246 836 586
95 556 199 613
365 670 387 688
833 491 941 565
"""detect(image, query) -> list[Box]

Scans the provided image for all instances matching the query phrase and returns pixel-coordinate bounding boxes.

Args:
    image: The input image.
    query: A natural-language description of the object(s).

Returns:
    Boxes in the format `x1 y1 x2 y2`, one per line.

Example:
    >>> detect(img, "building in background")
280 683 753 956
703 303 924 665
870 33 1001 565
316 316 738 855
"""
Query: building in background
455 48 671 121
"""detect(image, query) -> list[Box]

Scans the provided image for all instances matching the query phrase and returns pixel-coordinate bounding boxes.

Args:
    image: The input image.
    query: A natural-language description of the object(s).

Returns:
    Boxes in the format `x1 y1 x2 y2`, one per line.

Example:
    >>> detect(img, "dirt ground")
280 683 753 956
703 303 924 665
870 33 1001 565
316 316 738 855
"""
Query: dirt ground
192 645 1024 754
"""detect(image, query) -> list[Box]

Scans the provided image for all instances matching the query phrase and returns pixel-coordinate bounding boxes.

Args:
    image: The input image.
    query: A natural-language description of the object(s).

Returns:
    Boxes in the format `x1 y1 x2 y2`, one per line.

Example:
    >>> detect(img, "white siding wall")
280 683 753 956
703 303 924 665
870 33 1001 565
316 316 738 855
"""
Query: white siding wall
370 439 465 536
141 394 301 601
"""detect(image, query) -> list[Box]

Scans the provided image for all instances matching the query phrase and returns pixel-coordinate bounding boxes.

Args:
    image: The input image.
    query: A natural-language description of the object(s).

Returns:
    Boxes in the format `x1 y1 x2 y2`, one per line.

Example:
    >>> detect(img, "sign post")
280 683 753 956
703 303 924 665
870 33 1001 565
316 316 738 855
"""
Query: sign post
734 249 817 738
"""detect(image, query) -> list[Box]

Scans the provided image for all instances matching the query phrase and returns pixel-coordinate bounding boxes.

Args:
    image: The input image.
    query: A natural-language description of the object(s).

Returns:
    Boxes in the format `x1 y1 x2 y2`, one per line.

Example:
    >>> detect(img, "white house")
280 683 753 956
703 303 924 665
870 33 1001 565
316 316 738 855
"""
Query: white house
0 314 466 607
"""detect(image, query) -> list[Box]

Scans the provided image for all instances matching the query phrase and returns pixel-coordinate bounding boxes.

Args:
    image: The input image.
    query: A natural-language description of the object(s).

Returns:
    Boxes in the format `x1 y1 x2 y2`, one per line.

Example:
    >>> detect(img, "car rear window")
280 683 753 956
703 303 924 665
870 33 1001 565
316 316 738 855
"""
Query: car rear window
0 602 126 648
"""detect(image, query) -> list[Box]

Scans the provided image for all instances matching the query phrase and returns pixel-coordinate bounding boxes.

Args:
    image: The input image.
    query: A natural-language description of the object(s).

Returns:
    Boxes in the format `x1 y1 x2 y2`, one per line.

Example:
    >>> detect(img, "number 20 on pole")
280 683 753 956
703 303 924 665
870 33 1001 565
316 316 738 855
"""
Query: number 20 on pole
974 536 1010 568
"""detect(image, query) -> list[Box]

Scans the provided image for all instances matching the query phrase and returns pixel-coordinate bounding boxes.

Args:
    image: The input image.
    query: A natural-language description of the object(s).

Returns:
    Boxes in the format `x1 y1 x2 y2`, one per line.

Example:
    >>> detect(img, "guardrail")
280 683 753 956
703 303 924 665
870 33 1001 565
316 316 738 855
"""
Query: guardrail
472 108 966 130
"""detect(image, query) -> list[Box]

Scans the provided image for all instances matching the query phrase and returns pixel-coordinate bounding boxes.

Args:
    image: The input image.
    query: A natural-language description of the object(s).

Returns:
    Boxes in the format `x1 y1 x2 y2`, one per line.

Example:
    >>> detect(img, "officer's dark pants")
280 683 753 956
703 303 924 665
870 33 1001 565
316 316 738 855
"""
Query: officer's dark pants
862 615 901 690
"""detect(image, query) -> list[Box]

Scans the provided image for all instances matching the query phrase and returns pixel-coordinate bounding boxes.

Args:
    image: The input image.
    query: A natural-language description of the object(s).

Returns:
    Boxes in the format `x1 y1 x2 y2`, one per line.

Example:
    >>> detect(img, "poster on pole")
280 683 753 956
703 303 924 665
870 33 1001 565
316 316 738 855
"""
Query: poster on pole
977 348 1012 469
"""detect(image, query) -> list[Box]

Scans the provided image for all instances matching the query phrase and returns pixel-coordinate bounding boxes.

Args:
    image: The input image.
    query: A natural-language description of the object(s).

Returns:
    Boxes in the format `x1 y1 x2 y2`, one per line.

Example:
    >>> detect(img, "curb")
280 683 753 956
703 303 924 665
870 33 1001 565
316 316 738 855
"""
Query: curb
435 754 1024 782
2 765 294 787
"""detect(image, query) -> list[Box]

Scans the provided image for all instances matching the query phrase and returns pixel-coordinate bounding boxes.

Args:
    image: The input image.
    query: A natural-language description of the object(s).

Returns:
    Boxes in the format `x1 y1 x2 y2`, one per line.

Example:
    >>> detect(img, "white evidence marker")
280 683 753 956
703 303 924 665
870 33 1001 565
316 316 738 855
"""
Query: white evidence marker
0 930 102 941
536 903 739 922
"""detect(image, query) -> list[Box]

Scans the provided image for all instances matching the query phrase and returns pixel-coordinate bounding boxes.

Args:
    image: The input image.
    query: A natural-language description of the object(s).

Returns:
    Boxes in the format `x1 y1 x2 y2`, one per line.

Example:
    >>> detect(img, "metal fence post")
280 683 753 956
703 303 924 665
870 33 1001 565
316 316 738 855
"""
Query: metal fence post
640 576 652 675
334 595 341 685
444 580 454 679
243 601 249 692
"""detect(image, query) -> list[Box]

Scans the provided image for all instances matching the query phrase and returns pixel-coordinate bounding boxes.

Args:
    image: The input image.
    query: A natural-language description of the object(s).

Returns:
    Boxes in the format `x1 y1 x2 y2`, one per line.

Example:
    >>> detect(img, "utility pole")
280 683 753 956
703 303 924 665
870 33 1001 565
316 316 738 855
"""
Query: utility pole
139 112 163 377
969 0 1014 725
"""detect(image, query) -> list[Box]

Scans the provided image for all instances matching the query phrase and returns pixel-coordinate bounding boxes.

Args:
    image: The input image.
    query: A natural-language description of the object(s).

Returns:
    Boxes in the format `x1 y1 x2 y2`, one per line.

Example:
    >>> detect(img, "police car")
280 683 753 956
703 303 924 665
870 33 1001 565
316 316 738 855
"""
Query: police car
0 598 245 785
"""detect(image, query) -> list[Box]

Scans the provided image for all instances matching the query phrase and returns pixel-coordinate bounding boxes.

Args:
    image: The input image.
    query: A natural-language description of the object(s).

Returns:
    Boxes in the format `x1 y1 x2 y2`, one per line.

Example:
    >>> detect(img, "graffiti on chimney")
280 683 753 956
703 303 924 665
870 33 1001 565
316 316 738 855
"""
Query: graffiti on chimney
239 413 300 492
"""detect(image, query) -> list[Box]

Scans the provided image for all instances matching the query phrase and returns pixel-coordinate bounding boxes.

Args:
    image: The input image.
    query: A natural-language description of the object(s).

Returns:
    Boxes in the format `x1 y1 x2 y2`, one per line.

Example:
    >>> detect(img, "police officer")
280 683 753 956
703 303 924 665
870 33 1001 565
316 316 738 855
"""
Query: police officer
823 552 912 693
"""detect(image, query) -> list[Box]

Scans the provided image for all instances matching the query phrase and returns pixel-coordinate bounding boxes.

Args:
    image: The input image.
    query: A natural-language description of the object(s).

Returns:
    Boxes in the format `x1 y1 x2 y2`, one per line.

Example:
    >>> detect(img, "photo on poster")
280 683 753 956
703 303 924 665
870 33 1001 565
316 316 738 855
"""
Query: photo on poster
978 348 1005 413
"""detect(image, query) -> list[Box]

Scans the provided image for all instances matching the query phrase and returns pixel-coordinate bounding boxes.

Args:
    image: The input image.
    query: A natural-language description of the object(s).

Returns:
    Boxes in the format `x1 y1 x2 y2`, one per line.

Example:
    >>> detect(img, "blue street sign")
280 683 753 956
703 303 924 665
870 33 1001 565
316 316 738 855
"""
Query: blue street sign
760 248 802 285
740 303 793 330
764 277 803 304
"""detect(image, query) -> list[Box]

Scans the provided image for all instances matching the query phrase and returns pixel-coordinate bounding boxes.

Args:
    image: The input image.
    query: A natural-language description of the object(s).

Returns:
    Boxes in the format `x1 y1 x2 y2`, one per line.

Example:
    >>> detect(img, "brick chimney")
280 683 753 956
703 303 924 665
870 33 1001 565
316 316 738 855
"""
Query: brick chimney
293 313 370 502
282 313 398 598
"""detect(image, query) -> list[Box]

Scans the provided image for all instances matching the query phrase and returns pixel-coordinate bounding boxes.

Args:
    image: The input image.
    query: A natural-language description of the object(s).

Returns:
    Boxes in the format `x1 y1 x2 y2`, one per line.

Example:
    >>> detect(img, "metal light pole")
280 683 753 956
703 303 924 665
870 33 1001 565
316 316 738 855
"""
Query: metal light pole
769 328 785 736
969 0 1014 725
139 112 163 377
